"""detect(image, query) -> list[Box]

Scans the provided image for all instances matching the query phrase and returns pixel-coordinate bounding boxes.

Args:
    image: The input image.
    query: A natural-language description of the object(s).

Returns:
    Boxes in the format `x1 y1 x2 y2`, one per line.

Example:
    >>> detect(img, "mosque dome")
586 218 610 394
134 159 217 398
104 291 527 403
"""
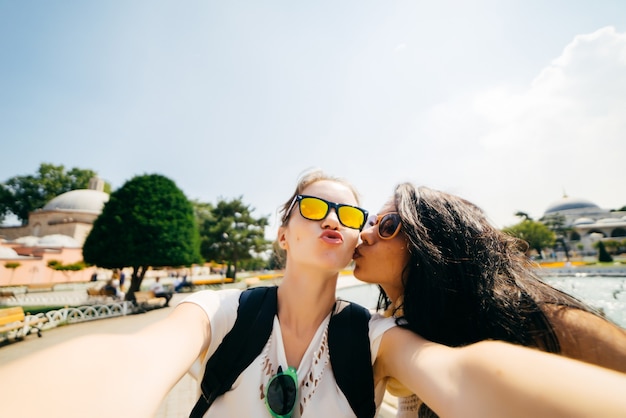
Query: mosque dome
14 236 41 246
544 196 601 214
0 246 19 258
596 218 621 224
43 189 109 214
37 234 81 248
12 235 81 248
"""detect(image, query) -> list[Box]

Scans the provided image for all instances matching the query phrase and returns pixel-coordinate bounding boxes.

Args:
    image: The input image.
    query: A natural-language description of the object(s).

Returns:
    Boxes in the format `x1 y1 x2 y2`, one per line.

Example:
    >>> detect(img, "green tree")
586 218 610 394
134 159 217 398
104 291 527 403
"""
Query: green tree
595 241 614 263
0 186 12 224
83 174 202 299
540 213 573 260
0 163 107 224
503 219 555 259
195 197 270 280
4 262 21 285
603 239 620 255
266 242 285 270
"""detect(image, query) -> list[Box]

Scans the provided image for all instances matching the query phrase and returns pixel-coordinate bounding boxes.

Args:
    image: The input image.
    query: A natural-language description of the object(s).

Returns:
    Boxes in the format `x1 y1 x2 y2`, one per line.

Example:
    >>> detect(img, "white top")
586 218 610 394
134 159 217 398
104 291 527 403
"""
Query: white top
396 394 421 417
150 281 165 293
182 288 396 417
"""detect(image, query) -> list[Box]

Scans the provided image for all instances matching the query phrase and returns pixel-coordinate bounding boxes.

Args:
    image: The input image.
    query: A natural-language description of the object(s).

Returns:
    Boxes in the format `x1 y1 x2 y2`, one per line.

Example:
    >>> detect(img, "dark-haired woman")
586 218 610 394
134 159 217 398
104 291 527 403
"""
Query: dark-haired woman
353 183 626 417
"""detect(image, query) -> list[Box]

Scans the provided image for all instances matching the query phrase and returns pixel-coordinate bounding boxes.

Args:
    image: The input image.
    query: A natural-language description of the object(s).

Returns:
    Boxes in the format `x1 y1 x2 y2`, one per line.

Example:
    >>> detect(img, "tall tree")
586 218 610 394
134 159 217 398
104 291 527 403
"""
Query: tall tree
503 219 555 259
0 185 11 225
83 174 202 299
195 197 270 279
596 241 614 263
0 163 106 224
540 213 573 260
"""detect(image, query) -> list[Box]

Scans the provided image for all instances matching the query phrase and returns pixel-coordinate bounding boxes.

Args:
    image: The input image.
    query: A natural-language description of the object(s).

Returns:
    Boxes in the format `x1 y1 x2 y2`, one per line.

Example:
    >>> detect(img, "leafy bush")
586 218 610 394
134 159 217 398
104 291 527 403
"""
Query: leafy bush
47 260 87 271
597 241 614 263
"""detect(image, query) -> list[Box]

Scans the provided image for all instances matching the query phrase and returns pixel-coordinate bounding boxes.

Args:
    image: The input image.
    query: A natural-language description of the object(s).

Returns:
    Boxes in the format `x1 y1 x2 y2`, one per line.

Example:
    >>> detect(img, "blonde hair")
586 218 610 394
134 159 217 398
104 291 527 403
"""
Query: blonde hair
278 168 361 227
272 169 361 268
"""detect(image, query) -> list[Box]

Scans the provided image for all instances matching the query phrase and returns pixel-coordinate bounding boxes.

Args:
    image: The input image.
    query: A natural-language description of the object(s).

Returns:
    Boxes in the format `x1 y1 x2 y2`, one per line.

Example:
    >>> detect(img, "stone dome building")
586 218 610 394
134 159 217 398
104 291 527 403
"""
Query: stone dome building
0 177 109 246
0 178 108 286
542 195 626 254
544 196 606 217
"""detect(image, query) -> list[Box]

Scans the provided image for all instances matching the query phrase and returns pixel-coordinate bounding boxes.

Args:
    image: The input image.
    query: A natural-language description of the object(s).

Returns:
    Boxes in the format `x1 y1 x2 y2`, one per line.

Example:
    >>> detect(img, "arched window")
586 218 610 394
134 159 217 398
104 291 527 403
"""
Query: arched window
611 228 626 237
588 230 606 238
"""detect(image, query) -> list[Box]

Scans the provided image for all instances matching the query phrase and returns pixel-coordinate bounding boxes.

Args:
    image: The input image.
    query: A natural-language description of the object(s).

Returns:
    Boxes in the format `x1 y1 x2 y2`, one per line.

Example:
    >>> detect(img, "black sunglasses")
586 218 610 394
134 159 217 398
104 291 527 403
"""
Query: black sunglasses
264 365 298 418
285 195 369 230
367 212 402 239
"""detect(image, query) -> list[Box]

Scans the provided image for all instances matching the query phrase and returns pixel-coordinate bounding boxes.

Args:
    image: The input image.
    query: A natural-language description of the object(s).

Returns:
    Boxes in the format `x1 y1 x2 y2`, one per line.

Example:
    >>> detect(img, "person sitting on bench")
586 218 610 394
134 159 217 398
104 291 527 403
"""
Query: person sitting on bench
150 277 172 307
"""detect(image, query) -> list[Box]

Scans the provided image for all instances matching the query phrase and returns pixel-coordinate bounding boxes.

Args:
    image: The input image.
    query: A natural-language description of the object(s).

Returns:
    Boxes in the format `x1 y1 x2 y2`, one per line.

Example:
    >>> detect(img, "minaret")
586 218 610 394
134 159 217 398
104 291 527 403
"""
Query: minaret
88 177 105 192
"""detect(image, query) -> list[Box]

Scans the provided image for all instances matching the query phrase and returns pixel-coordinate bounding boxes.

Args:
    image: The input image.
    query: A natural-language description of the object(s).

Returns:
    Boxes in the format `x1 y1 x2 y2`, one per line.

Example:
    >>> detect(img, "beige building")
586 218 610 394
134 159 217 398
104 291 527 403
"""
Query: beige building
0 178 108 286
542 195 626 254
0 177 108 246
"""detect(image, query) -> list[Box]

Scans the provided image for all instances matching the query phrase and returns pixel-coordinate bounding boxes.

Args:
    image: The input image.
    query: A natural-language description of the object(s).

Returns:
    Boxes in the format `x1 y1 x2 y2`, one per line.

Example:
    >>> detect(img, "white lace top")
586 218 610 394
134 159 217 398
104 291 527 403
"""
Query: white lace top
182 288 396 417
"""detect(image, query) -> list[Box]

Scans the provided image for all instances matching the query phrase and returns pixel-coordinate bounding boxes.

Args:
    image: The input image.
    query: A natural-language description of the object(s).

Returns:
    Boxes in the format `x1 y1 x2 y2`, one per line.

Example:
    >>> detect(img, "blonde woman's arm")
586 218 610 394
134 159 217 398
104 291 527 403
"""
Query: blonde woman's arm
0 303 210 418
378 327 626 418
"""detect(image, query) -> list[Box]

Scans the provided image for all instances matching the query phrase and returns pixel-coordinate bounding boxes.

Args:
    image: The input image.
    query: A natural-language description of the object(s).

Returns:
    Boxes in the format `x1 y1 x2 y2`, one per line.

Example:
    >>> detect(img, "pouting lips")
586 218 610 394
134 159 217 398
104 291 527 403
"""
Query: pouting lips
320 230 343 244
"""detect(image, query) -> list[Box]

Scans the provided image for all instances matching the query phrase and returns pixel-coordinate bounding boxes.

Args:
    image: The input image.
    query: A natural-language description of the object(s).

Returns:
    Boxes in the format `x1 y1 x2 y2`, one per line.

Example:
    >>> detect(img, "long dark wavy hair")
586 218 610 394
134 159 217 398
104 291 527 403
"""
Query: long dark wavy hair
380 183 603 350
379 183 605 417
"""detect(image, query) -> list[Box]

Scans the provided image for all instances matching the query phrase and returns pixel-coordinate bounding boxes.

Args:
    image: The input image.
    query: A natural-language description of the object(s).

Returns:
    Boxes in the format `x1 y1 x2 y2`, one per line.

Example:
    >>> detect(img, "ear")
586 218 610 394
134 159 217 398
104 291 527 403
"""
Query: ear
277 226 288 249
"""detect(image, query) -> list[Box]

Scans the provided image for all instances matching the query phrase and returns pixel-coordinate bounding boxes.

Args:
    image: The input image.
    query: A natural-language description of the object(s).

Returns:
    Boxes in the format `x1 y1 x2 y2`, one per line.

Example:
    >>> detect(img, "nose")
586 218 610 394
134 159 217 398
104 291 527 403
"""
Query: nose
359 223 375 244
321 207 340 229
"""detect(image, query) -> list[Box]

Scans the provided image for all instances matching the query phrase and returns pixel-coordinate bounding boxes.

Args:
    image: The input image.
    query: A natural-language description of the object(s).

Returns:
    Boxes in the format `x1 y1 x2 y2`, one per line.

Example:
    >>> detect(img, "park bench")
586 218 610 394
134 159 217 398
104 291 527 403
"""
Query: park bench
27 283 55 293
0 306 47 342
192 277 234 286
189 277 235 291
132 291 167 310
86 287 117 299
0 289 16 301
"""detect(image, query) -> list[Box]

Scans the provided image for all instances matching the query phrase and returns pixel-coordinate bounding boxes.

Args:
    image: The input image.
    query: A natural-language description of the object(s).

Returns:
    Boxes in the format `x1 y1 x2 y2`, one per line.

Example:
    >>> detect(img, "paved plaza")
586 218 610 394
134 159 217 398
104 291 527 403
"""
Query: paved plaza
0 293 196 417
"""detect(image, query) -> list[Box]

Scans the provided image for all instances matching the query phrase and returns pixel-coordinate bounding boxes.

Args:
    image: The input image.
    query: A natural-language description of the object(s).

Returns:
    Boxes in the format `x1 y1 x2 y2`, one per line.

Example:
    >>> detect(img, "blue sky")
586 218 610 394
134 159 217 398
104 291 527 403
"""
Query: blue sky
2 1 625 235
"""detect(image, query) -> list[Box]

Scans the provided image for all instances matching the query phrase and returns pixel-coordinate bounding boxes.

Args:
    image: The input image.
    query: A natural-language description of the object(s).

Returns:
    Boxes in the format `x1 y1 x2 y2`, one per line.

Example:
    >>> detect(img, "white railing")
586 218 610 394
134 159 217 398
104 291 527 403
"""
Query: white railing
42 301 133 329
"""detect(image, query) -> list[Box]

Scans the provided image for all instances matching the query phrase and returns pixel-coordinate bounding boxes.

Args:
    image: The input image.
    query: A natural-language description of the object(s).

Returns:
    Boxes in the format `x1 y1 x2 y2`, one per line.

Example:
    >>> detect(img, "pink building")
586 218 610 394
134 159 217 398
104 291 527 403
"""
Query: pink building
0 178 108 287
0 241 97 286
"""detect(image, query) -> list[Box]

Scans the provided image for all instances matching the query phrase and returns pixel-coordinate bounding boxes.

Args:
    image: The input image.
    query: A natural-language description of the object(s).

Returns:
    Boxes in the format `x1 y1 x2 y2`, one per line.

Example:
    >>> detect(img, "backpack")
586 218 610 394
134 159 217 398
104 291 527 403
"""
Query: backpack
189 285 375 418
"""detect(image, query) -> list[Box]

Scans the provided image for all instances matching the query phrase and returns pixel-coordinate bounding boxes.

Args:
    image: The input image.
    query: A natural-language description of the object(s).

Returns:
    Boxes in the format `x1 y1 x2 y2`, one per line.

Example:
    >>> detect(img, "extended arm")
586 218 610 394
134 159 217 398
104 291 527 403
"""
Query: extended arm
0 303 210 418
378 327 626 418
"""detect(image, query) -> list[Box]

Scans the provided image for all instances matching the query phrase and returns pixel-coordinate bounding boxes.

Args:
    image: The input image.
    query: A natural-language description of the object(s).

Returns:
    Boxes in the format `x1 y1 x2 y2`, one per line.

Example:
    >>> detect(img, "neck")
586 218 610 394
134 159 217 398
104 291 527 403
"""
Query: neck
381 284 403 306
277 265 338 334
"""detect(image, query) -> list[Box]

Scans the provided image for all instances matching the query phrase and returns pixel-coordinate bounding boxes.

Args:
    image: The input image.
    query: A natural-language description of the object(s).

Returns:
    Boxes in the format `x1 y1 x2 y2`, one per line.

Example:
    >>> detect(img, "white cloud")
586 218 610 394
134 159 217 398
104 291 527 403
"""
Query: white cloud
422 26 626 228
394 43 407 52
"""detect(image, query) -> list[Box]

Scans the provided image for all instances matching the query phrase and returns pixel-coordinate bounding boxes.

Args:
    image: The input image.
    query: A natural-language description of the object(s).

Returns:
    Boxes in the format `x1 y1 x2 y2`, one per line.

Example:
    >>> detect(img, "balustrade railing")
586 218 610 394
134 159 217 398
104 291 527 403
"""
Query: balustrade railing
42 301 134 329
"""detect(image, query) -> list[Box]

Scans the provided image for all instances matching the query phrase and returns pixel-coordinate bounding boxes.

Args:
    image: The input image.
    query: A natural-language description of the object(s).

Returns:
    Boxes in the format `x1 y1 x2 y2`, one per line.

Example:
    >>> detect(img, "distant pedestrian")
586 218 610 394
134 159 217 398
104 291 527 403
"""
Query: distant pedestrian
150 277 172 306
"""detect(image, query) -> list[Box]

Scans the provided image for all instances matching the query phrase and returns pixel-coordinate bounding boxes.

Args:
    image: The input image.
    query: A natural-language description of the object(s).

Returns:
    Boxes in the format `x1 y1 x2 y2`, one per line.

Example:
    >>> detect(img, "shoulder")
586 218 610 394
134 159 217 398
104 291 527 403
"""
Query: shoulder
543 304 626 372
182 288 242 312
368 312 397 363
543 304 620 336
332 301 396 339
369 311 397 336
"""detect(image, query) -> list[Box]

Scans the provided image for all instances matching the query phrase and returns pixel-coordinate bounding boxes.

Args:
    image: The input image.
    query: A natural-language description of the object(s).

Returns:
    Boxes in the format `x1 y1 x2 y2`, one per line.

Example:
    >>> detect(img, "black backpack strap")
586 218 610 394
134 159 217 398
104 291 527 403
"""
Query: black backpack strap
189 286 278 418
328 300 375 418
